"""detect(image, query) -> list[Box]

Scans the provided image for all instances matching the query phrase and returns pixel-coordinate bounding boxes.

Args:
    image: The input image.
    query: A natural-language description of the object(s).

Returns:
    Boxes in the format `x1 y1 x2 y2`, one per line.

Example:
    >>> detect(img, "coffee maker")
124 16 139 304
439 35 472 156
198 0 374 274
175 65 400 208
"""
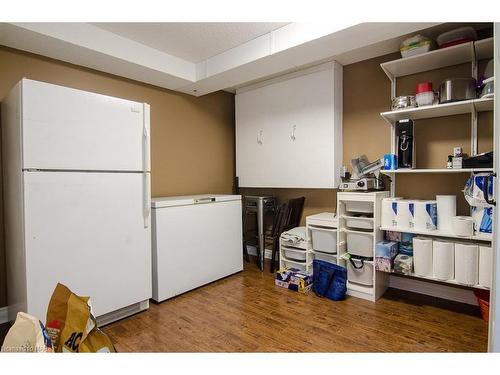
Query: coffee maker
396 119 415 169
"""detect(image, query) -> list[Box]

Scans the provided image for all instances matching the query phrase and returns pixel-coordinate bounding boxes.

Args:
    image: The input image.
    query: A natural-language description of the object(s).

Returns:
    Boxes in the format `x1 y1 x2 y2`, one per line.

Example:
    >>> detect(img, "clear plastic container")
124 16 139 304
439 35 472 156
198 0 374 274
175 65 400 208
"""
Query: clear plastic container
481 77 494 99
416 91 435 106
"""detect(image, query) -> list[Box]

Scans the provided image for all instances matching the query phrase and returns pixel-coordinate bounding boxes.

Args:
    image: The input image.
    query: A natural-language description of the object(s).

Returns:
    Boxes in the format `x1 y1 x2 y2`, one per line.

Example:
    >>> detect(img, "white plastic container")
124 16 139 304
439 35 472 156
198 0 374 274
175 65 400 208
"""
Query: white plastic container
346 230 373 257
345 215 374 230
413 237 433 277
416 91 434 106
310 227 337 253
454 243 479 286
347 259 374 286
313 251 337 263
345 201 373 214
282 247 306 262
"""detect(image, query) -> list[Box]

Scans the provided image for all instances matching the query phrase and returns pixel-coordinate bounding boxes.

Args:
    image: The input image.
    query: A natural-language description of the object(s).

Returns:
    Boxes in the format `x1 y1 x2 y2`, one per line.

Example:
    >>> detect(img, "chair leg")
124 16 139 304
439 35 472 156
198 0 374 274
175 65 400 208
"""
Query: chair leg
270 237 278 273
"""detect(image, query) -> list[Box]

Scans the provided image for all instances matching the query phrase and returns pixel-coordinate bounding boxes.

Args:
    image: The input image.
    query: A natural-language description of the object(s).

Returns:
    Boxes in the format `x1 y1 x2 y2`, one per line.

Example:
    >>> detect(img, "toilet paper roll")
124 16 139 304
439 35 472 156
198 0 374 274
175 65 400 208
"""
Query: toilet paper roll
396 200 411 230
413 237 433 277
381 198 401 228
433 240 454 280
451 216 474 236
479 245 492 288
436 195 456 232
411 200 437 231
454 243 479 286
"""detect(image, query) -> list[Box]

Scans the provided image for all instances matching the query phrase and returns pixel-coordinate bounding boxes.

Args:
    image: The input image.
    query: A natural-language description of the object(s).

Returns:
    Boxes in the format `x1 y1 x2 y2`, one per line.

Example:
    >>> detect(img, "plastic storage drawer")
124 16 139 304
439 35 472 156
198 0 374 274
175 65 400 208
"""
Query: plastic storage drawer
345 201 373 214
282 247 306 262
347 259 374 286
313 251 337 263
345 216 374 230
346 230 373 257
311 227 337 253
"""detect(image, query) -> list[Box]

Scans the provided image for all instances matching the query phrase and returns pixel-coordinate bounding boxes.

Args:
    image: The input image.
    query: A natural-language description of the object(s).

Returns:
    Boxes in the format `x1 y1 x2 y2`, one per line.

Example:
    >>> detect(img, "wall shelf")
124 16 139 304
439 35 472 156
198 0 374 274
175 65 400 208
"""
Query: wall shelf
379 226 493 242
381 42 473 80
381 168 493 175
380 97 494 124
387 271 490 291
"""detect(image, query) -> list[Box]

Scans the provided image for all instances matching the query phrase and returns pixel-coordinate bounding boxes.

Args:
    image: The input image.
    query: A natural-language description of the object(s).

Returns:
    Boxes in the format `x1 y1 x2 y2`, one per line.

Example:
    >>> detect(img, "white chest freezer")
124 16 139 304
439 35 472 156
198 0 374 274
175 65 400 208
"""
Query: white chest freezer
151 194 243 302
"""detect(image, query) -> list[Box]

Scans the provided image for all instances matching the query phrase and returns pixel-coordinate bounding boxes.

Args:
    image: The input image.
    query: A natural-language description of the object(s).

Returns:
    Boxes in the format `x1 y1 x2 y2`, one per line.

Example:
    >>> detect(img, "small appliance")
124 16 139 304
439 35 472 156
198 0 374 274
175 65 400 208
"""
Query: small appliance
396 119 415 169
339 155 385 191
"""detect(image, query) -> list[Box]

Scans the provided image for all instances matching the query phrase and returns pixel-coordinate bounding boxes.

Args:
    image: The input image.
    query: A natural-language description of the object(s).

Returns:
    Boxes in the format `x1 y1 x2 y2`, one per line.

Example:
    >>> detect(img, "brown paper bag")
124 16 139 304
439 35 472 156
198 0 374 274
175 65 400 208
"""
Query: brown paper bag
45 283 115 353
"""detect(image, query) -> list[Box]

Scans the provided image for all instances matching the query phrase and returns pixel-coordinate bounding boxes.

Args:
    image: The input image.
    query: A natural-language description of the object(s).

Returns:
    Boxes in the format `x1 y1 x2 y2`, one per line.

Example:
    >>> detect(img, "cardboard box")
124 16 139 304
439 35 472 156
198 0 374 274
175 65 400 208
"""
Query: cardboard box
275 268 313 293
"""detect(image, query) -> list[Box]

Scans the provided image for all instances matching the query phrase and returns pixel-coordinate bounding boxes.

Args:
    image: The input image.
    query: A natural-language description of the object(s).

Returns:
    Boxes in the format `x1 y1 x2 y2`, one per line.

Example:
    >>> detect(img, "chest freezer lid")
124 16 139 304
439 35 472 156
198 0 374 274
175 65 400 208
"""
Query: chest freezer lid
152 194 241 208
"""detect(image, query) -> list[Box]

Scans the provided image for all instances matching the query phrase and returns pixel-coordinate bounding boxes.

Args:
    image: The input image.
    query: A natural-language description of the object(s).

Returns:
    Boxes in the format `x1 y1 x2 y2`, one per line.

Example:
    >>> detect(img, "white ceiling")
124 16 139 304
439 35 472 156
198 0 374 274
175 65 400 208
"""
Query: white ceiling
0 22 443 96
92 22 288 63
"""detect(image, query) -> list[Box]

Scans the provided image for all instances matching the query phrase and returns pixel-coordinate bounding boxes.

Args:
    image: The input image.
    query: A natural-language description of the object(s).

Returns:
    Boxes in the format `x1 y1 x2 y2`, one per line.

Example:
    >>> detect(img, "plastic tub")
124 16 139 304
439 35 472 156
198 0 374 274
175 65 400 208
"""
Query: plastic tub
310 227 337 253
346 230 373 257
481 77 494 99
347 258 374 286
345 215 374 230
416 91 435 106
282 247 306 262
313 251 337 263
345 201 373 214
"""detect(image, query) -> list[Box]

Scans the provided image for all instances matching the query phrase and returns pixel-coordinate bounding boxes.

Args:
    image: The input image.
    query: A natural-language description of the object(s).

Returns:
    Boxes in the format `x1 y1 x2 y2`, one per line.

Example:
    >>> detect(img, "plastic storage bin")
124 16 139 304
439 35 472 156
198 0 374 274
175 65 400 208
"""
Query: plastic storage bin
282 247 306 262
310 227 337 253
313 251 337 263
346 230 373 257
345 201 373 214
345 215 374 230
347 258 374 286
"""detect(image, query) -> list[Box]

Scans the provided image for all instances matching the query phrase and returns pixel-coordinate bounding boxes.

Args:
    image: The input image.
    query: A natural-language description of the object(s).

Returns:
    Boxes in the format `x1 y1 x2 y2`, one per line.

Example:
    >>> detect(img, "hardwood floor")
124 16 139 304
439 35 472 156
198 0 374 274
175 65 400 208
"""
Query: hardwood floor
102 261 489 352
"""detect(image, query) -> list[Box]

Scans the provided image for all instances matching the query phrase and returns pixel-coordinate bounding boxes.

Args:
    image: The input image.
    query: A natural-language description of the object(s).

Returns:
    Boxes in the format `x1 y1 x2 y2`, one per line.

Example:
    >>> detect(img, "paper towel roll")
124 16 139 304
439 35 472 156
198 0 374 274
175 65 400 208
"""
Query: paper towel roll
411 200 437 231
479 245 492 288
455 243 479 286
413 237 433 277
396 200 411 230
433 240 454 280
451 216 474 236
436 195 456 232
381 198 401 228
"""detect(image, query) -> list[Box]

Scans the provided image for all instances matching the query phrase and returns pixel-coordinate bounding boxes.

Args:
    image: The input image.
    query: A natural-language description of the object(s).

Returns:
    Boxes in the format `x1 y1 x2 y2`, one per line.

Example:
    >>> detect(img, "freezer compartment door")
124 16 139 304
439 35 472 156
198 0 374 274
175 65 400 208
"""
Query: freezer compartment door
23 171 152 320
22 79 150 172
152 200 243 302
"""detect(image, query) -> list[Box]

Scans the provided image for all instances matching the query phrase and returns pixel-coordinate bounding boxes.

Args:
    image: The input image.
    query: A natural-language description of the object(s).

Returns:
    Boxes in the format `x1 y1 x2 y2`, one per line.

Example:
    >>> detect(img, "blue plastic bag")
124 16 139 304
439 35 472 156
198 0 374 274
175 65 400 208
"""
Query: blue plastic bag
313 260 347 301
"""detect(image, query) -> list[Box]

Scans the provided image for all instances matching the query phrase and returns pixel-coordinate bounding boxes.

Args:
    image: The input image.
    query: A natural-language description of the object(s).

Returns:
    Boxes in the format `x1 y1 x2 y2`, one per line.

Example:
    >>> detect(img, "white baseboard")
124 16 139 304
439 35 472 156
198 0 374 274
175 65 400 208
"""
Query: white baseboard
246 245 272 259
389 275 478 306
0 306 9 324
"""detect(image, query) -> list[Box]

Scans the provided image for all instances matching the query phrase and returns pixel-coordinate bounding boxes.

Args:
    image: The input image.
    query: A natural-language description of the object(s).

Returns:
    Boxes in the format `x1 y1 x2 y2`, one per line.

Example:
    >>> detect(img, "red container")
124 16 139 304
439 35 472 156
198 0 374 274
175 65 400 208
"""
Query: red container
475 289 490 323
416 82 433 94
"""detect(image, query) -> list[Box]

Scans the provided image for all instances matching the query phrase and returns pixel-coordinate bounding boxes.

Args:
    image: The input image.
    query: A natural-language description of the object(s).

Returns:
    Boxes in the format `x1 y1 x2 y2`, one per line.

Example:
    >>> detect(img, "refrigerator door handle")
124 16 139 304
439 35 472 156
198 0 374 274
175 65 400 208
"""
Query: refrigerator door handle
143 104 151 173
143 172 151 228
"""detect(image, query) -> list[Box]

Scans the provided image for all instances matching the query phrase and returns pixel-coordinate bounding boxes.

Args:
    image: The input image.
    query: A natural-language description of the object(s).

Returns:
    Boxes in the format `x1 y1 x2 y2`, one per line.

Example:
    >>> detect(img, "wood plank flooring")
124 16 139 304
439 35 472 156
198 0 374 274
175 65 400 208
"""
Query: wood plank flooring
102 261 489 352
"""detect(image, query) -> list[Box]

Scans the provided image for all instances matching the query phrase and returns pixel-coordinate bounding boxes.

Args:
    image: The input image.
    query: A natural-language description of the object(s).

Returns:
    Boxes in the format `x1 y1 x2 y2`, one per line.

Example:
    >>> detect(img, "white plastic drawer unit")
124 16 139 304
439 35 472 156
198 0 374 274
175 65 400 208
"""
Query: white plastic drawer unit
151 194 243 302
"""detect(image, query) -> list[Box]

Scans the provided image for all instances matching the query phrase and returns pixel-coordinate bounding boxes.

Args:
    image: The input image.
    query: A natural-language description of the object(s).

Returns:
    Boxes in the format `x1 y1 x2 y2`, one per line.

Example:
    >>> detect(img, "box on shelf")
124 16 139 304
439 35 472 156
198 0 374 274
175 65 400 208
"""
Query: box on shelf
375 240 399 273
385 230 402 242
375 257 393 273
375 241 399 258
275 267 313 293
400 233 415 256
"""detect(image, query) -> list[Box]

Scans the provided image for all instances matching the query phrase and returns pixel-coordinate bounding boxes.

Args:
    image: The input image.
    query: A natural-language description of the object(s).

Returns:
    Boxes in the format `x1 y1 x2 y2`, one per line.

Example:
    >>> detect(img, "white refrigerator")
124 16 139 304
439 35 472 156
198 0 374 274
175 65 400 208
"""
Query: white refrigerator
1 79 152 325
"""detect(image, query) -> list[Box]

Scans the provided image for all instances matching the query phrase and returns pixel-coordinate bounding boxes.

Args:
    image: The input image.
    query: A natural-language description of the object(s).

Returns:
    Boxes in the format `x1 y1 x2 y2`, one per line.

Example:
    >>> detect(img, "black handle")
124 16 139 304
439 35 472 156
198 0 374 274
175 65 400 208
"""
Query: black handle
349 257 365 270
482 174 496 206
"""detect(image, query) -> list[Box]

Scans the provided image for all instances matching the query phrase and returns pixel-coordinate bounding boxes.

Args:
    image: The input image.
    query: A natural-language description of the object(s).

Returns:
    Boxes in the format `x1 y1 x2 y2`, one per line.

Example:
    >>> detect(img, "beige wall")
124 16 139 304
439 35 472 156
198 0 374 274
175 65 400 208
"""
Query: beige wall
0 46 236 308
